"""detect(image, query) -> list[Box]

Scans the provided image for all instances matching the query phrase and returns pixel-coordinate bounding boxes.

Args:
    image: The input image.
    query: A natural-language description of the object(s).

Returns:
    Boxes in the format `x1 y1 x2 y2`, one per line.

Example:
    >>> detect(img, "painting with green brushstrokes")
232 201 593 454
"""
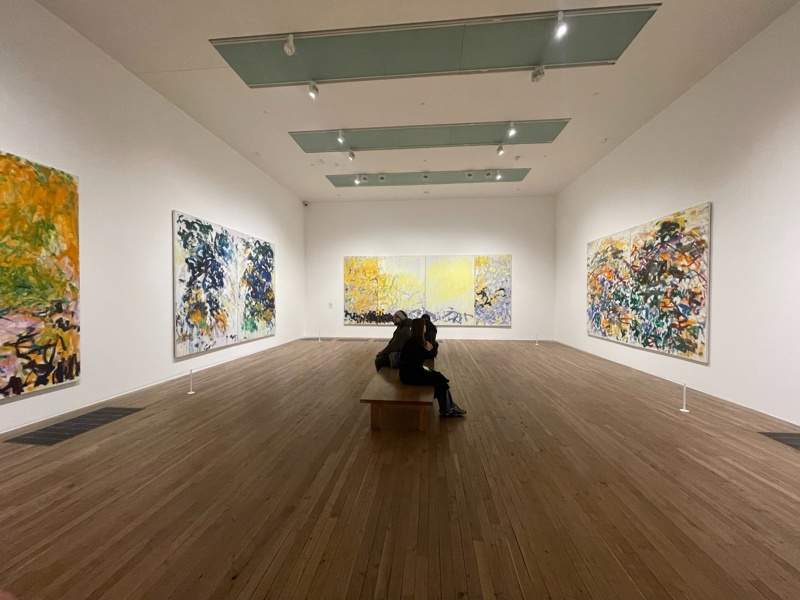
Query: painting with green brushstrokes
1 151 80 398
587 203 711 363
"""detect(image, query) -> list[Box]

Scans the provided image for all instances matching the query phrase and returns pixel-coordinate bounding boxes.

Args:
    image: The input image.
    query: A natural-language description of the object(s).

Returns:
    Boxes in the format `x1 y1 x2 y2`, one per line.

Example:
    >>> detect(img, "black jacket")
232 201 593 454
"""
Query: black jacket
399 338 436 379
376 319 412 358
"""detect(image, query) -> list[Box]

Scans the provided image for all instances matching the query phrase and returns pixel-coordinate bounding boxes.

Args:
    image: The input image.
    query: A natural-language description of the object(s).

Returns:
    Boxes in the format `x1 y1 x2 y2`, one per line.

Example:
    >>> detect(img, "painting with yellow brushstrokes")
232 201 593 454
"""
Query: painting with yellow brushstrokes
343 255 511 327
587 203 710 362
344 256 424 324
426 256 475 326
173 211 275 357
1 151 80 398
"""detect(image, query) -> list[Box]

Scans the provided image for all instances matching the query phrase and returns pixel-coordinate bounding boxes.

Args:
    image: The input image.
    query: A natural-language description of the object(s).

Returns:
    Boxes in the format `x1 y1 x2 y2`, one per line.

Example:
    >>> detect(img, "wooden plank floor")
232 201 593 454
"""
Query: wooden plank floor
2 339 800 600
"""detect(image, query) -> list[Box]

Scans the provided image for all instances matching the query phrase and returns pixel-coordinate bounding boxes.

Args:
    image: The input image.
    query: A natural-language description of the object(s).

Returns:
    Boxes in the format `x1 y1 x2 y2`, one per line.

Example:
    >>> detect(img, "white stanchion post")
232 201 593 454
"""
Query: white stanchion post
535 331 539 347
680 383 689 413
187 369 196 395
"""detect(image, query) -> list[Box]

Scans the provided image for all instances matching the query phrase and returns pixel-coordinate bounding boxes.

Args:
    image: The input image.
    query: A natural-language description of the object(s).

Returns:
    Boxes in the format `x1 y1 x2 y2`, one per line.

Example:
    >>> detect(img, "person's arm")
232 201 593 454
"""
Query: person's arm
376 326 400 357
376 339 391 357
385 326 411 355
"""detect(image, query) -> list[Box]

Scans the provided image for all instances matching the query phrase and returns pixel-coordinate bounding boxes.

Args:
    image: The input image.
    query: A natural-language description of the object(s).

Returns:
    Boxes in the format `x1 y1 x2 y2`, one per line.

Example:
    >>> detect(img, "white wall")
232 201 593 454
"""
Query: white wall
555 3 800 424
0 0 305 433
305 196 555 341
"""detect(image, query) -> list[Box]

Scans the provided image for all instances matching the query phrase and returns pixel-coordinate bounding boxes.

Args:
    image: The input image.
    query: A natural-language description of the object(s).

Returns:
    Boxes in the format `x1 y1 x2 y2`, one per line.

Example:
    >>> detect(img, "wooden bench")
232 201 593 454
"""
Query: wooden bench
360 366 434 432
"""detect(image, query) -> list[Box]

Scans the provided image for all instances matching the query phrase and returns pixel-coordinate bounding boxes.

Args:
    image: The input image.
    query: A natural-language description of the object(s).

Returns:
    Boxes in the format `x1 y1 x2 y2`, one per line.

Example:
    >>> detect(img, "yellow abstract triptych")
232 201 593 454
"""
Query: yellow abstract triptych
344 255 511 327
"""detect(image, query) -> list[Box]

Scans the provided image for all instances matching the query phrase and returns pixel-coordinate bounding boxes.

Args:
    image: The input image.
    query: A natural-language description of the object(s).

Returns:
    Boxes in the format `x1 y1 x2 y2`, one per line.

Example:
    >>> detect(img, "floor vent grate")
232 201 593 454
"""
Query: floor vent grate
6 407 143 446
761 432 800 450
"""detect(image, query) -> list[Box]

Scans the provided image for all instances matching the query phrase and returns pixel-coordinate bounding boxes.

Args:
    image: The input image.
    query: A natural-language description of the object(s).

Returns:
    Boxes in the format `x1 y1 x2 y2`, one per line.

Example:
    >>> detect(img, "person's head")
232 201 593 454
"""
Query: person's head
421 313 432 324
411 318 426 344
392 310 408 326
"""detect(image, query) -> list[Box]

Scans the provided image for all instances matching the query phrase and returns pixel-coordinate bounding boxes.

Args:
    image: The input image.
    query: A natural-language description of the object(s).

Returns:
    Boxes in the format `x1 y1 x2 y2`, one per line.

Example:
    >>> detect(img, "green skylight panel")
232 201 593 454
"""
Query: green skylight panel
328 168 530 187
291 120 568 153
211 5 659 88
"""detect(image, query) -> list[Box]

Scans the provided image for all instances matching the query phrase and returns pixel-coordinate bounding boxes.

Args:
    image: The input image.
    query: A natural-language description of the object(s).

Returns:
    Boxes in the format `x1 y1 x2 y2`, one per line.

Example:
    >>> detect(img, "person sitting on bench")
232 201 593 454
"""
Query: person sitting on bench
420 313 439 357
374 310 412 371
399 318 466 418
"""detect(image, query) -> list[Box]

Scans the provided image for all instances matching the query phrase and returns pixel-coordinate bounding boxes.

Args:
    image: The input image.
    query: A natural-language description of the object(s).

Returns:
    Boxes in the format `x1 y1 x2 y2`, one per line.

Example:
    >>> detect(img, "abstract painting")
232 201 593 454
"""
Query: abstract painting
474 254 512 327
344 255 511 327
237 236 276 341
344 256 425 324
587 203 711 362
1 151 80 398
425 256 475 326
173 211 275 357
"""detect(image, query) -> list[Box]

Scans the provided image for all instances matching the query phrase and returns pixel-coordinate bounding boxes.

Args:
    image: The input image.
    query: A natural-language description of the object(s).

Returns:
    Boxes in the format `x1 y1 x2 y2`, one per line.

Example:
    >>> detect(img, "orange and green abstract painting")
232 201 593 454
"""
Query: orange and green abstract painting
587 203 710 362
344 255 511 327
0 151 80 398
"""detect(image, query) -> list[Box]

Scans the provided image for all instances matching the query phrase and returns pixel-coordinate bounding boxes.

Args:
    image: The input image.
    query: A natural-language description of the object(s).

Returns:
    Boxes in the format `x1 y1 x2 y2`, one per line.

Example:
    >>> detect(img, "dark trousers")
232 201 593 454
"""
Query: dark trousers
401 368 453 413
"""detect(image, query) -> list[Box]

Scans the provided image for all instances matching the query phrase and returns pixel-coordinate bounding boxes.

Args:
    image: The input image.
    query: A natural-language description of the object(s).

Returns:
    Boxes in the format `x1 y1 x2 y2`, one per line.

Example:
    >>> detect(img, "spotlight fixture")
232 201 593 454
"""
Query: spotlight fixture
307 82 319 100
555 11 568 40
507 122 517 138
354 176 361 185
337 130 345 145
497 144 505 156
283 34 296 57
495 172 503 181
347 150 355 161
530 65 545 83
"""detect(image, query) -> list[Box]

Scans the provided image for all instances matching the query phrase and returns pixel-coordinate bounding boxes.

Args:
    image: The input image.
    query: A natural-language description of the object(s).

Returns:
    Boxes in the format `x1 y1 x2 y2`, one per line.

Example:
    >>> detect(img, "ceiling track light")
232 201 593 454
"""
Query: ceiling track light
497 144 505 156
507 122 517 138
307 82 319 100
555 11 568 40
530 65 545 83
337 130 345 145
283 33 296 56
495 171 503 181
347 150 355 161
354 175 361 185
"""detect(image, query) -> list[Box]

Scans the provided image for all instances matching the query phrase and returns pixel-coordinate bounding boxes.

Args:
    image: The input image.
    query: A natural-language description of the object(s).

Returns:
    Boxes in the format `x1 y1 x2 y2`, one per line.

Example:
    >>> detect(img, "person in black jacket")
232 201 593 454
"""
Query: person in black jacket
374 310 412 371
420 313 439 357
400 318 466 418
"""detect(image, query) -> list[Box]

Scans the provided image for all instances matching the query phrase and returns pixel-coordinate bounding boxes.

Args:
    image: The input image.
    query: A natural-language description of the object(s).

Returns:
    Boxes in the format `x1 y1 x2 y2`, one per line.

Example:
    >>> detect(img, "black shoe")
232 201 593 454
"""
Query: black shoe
451 404 467 415
441 408 465 418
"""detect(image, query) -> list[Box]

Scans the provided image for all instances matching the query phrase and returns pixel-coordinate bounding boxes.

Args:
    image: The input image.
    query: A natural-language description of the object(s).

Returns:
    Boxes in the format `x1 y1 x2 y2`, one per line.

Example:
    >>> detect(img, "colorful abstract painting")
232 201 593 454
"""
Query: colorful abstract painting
1 151 80 398
343 255 511 327
587 203 711 362
344 256 425 324
173 211 275 357
474 254 512 326
237 236 275 341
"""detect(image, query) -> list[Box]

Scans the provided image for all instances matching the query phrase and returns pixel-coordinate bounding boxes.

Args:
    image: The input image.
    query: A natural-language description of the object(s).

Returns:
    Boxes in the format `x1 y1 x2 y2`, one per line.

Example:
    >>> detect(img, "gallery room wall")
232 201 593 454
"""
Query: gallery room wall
555 3 800 424
304 196 556 341
0 0 305 433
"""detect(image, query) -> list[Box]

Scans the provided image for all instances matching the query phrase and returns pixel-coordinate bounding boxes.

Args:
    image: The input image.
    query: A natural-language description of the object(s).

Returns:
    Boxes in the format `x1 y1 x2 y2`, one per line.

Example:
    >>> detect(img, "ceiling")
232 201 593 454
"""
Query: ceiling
37 0 798 202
